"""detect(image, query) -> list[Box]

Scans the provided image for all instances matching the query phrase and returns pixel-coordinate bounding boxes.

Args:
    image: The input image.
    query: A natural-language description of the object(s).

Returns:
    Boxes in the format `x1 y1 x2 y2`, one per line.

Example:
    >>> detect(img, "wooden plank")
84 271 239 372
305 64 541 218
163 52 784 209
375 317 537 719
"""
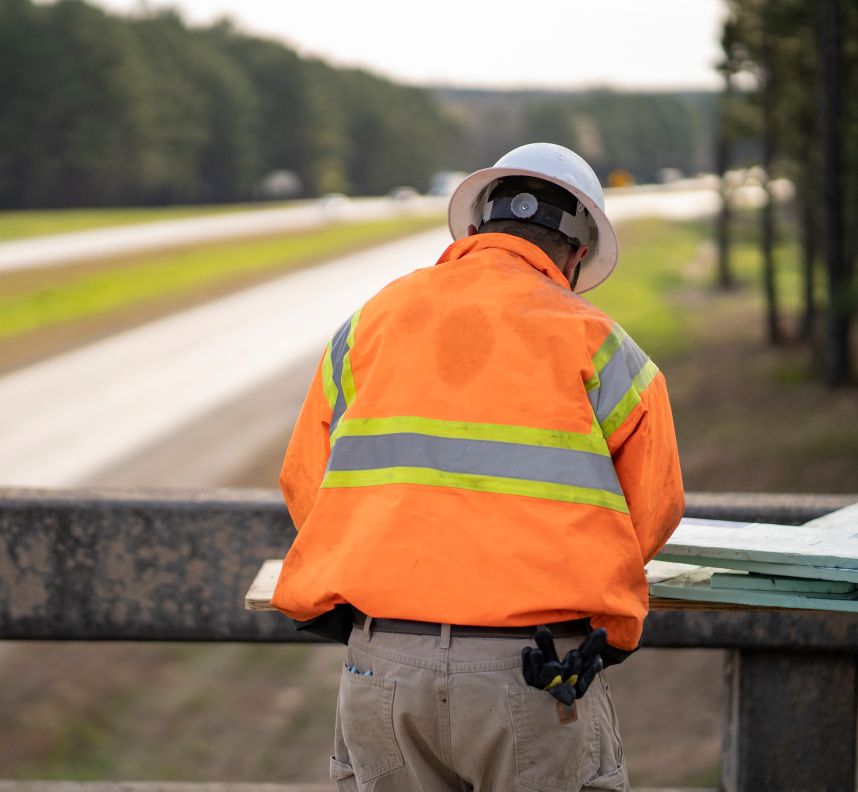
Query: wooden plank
645 559 702 583
666 515 858 571
647 598 791 612
656 552 858 584
651 573 858 613
803 501 858 530
247 558 792 615
710 570 856 595
244 559 281 610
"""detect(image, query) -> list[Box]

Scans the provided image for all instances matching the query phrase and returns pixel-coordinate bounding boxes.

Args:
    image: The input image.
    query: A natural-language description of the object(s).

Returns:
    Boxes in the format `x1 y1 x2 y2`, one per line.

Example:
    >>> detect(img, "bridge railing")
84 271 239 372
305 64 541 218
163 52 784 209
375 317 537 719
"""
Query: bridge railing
1 488 856 792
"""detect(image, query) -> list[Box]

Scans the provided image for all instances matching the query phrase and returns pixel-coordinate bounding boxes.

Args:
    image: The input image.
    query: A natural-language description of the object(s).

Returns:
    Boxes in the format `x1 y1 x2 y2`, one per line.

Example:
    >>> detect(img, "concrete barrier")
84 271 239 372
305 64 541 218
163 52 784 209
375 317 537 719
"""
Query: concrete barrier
1 488 856 792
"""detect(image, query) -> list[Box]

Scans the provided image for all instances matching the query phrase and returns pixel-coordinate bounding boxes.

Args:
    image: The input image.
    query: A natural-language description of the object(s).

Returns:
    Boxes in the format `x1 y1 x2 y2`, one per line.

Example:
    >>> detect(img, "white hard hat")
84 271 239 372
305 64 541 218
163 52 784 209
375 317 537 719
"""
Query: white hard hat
448 142 618 293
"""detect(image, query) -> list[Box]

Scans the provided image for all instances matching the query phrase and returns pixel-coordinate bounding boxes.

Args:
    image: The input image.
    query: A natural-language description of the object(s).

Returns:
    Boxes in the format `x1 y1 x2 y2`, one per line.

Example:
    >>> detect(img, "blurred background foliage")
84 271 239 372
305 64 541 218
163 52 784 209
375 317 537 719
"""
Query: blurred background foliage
716 0 858 385
0 0 717 208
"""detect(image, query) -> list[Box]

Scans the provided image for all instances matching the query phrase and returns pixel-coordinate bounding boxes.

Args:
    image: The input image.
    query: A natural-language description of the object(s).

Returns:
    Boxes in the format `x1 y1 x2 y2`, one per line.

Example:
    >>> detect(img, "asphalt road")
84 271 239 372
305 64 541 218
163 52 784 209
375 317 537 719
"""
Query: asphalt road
0 180 742 274
0 227 451 487
0 197 447 273
0 183 747 490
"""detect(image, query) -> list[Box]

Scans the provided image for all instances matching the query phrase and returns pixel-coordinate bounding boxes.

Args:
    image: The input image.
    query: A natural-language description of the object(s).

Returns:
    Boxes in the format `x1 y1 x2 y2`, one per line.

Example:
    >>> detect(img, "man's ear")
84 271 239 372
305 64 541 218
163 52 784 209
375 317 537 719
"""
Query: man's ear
565 245 589 289
467 224 478 237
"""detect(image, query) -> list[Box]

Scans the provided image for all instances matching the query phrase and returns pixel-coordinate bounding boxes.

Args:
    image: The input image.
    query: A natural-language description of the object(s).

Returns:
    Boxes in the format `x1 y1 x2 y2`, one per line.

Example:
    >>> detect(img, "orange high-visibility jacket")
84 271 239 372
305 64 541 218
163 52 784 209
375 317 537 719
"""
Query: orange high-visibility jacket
271 233 685 653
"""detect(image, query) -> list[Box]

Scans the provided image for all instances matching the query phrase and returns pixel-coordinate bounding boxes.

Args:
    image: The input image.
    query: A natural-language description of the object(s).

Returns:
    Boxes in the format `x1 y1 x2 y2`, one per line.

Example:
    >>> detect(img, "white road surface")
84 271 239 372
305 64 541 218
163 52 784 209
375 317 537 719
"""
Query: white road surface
0 181 743 274
0 196 447 273
0 185 740 489
0 227 452 487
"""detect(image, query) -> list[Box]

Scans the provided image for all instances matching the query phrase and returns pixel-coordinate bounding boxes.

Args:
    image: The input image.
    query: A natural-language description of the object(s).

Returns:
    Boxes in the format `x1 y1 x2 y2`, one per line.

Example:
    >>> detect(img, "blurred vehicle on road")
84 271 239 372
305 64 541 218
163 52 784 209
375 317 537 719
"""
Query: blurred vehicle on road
388 186 419 202
608 168 635 187
318 193 353 219
257 170 302 200
657 167 684 184
428 171 467 196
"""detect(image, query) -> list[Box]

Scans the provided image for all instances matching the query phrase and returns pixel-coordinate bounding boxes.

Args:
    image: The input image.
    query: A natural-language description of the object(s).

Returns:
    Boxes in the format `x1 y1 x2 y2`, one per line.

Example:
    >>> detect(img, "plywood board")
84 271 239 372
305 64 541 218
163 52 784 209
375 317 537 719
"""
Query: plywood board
651 573 858 613
656 552 858 584
804 502 858 530
645 559 703 583
710 570 856 595
664 515 858 571
245 558 281 610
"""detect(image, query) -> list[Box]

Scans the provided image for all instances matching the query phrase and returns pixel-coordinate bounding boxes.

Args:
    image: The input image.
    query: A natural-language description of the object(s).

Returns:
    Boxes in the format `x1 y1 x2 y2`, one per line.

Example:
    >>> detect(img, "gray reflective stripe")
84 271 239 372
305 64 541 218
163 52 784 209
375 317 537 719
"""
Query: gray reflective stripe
329 316 352 432
589 335 651 424
327 433 624 495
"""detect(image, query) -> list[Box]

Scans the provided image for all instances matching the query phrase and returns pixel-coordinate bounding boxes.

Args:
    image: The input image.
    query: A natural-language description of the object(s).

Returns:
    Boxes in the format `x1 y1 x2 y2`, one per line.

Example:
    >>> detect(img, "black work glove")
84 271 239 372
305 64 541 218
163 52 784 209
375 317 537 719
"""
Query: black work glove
521 625 608 705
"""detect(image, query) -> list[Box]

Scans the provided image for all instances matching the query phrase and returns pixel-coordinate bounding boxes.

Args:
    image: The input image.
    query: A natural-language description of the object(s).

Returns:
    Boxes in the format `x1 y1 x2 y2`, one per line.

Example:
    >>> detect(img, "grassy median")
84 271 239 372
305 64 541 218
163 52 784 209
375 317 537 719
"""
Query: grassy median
0 202 301 241
0 214 444 369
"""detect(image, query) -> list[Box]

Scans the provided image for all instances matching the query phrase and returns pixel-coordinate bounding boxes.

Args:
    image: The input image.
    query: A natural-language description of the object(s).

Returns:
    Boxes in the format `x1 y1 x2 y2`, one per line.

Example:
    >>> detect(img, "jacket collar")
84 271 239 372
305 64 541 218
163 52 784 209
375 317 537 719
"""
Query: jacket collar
435 233 571 290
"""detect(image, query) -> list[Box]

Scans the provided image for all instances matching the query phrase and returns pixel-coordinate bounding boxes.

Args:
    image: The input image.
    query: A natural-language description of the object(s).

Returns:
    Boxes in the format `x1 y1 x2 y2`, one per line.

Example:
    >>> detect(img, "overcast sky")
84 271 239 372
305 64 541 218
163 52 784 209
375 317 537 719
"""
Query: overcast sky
91 0 728 91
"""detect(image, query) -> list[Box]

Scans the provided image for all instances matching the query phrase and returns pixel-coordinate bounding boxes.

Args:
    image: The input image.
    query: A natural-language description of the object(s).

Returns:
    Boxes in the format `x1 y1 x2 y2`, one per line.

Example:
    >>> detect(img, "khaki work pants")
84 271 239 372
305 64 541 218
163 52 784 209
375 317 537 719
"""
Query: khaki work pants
330 619 630 792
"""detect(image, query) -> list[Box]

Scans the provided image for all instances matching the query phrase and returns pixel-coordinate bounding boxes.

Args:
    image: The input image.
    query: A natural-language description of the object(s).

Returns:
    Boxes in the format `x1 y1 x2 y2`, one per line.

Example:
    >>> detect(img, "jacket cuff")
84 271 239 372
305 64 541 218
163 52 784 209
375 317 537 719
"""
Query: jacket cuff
601 642 639 668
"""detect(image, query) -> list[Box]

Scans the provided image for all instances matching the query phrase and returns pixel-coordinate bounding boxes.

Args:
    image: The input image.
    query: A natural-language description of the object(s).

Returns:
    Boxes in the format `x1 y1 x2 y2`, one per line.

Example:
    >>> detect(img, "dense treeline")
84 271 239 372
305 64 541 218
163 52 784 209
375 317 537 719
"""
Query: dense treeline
438 88 716 186
0 0 460 207
718 0 858 384
0 0 717 210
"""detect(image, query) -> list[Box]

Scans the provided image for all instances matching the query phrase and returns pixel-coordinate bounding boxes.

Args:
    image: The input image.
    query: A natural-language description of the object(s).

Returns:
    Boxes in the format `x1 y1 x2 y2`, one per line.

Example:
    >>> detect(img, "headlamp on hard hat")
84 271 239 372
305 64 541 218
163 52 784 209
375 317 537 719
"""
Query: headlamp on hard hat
480 191 593 250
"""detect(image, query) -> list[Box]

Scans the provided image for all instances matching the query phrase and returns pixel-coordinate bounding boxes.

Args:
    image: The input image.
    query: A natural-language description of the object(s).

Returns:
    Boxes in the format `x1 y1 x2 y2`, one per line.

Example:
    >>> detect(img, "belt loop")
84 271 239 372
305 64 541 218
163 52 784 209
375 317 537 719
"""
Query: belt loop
363 615 374 642
440 623 451 649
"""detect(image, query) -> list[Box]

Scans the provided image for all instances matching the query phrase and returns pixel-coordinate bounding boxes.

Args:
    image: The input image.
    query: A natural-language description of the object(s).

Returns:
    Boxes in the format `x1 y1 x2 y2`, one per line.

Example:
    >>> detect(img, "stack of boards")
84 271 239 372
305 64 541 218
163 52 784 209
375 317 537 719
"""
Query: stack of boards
647 503 858 612
245 503 858 615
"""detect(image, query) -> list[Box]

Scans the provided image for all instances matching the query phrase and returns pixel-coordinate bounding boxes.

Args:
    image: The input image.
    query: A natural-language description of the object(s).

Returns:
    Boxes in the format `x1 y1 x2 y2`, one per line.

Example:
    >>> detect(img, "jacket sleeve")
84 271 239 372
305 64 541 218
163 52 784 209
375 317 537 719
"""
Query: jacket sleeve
279 352 334 530
605 370 685 564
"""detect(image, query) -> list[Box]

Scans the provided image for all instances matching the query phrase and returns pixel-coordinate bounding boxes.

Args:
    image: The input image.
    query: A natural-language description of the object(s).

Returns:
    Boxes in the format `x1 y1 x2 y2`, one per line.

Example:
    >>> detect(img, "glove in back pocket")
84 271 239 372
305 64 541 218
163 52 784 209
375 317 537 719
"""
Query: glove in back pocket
507 684 599 792
338 663 404 783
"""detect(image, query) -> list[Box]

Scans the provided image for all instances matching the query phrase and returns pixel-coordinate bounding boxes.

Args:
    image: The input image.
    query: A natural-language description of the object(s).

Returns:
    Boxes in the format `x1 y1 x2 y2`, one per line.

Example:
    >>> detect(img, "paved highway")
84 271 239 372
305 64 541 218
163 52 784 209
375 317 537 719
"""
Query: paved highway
0 228 451 487
0 196 447 272
0 180 743 274
0 183 745 489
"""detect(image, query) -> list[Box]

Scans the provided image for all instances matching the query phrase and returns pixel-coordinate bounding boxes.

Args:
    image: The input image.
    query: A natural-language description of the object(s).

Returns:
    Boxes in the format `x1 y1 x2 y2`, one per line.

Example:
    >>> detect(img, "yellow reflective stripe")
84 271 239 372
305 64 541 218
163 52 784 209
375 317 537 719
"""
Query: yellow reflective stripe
330 415 610 456
346 306 362 347
340 307 362 407
545 675 563 690
633 358 659 393
600 387 640 437
591 323 628 373
600 360 660 438
321 342 337 411
321 467 629 513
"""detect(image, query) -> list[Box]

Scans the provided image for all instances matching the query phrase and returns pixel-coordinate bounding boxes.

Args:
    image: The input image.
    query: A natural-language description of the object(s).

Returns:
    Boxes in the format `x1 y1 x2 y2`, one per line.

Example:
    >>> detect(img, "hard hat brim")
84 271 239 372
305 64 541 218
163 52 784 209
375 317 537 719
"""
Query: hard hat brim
448 166 618 293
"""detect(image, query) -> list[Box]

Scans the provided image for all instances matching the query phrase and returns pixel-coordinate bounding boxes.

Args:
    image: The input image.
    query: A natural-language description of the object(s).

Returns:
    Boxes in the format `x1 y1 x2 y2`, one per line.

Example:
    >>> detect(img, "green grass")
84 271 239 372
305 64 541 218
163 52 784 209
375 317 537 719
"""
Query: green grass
0 202 302 241
0 214 443 342
588 218 706 358
586 213 816 362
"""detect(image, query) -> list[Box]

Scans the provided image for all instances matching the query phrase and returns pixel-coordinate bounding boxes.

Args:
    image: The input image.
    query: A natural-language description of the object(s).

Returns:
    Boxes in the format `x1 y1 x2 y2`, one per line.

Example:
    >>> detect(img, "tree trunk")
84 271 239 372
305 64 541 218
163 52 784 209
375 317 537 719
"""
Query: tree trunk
818 0 851 385
761 31 782 345
799 182 816 344
716 74 734 291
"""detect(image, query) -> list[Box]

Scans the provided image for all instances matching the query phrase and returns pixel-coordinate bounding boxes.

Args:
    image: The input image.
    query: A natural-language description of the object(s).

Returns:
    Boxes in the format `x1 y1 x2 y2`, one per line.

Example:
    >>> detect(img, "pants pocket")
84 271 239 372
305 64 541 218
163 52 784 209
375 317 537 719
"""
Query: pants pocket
330 756 359 791
507 684 600 792
581 675 629 791
338 663 404 783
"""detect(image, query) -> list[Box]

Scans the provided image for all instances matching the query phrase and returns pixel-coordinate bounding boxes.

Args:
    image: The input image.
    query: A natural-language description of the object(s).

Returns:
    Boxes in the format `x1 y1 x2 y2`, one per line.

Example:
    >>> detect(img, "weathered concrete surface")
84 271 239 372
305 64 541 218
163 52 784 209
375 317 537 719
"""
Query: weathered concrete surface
721 651 857 792
0 785 713 792
684 491 856 526
1 489 856 647
0 487 301 641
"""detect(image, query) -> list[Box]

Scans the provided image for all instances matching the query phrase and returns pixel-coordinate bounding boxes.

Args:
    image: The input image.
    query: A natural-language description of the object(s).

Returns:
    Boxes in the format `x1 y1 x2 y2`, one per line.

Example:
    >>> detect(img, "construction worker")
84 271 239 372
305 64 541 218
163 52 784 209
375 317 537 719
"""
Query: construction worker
271 142 685 791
